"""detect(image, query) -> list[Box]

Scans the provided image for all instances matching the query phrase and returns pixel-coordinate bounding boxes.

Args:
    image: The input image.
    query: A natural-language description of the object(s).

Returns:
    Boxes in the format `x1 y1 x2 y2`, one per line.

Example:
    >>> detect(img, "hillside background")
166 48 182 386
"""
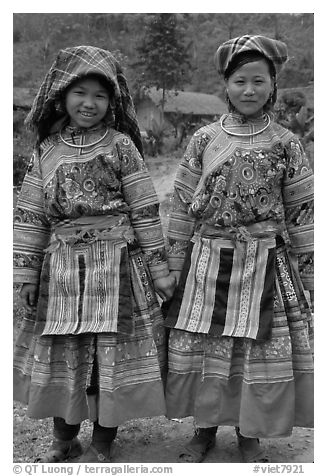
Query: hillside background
13 13 313 95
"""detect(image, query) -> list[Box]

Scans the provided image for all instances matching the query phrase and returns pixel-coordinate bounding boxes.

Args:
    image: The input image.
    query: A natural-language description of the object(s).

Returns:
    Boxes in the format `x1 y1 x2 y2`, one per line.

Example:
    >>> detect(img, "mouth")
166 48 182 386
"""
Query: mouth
79 111 96 118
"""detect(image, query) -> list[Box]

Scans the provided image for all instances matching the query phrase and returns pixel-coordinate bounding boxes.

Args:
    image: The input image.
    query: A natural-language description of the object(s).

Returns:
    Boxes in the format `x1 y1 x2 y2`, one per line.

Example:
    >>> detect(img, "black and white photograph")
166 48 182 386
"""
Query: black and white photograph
10 7 317 472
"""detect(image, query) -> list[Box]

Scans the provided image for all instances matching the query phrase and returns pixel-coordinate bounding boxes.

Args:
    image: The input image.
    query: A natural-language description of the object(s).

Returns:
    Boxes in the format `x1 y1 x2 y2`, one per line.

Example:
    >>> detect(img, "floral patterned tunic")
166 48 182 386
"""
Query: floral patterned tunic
13 124 169 335
167 113 313 290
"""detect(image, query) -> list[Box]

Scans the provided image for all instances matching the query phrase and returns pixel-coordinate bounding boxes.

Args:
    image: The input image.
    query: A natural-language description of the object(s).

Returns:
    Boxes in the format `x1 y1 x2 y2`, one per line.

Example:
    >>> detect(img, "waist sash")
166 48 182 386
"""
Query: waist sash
45 214 135 253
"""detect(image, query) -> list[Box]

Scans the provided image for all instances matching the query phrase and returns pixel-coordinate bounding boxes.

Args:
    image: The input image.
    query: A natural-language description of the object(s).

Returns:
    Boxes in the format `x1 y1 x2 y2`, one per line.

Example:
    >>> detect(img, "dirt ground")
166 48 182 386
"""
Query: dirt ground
12 155 314 465
12 328 315 465
13 401 314 463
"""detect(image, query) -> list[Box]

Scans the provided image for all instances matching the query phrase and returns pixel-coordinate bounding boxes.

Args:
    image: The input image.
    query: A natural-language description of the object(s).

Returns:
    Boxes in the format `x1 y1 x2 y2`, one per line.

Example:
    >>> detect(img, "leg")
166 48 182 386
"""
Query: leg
235 427 269 463
35 417 82 463
78 422 118 462
179 426 218 463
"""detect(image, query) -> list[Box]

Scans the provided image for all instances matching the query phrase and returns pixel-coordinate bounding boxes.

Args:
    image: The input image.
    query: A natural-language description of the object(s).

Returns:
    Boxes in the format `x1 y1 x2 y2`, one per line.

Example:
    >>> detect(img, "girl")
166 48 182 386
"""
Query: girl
163 35 314 463
13 45 175 463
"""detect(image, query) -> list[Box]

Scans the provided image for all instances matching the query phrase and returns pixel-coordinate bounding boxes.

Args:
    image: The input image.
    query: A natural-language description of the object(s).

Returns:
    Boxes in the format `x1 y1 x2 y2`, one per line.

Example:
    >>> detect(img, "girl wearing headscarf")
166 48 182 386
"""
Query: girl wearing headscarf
163 35 314 463
13 45 175 463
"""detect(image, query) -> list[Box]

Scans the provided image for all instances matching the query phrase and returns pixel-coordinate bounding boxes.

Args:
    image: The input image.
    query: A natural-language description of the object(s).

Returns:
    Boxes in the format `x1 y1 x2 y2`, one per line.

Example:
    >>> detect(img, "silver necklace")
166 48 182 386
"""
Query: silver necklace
220 113 271 137
59 127 109 148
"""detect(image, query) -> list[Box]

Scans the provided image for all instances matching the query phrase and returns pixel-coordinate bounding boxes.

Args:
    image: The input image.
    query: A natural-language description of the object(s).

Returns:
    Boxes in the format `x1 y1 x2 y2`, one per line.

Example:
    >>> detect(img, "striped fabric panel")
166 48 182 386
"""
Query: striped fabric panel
221 242 244 336
174 237 219 333
17 175 45 211
167 213 196 242
283 172 314 205
14 224 49 254
174 161 203 194
122 171 158 211
131 218 165 250
283 170 314 256
41 239 127 335
13 266 43 284
247 243 275 339
79 240 123 333
222 239 275 340
166 235 276 341
287 224 314 254
13 153 51 283
14 311 165 396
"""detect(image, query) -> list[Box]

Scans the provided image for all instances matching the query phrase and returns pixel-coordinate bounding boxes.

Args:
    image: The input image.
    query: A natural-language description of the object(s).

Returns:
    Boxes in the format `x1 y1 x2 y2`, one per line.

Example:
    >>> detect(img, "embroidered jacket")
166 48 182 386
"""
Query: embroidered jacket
14 125 169 285
167 114 314 290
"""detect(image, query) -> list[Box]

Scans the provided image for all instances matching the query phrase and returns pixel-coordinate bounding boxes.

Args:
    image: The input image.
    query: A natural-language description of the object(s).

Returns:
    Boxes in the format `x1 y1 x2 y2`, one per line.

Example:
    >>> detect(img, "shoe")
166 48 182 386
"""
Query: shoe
34 437 83 463
235 427 269 463
179 427 217 463
78 444 113 463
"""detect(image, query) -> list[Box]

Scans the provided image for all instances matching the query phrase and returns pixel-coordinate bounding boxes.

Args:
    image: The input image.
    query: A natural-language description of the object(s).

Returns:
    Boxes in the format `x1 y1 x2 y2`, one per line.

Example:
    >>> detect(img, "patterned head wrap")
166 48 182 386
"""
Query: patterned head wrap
25 45 143 156
214 35 288 77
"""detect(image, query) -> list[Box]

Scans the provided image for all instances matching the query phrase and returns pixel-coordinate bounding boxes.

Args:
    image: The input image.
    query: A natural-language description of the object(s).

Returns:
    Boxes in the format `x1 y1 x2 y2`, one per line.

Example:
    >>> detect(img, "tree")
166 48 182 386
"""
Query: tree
133 13 191 115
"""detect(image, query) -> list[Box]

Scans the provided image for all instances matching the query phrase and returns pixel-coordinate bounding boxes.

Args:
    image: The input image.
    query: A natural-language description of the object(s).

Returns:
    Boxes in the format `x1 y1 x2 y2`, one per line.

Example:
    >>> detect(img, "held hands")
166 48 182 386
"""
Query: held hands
19 283 39 312
170 271 182 287
153 273 177 302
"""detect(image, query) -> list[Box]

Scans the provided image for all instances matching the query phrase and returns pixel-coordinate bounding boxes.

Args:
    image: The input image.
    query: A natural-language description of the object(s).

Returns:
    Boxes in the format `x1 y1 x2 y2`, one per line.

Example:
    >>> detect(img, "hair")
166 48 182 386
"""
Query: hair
65 73 115 97
224 50 277 114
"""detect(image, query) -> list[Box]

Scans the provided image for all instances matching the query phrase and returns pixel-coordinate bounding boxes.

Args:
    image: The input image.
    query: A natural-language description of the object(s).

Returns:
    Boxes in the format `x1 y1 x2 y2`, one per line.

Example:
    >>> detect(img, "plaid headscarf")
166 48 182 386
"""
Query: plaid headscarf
214 35 288 77
25 45 143 156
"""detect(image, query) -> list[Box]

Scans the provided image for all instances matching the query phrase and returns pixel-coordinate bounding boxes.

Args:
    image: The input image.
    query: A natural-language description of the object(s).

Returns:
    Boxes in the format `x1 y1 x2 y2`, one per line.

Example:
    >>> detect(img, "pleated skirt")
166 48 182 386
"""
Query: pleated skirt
13 241 167 427
165 244 314 438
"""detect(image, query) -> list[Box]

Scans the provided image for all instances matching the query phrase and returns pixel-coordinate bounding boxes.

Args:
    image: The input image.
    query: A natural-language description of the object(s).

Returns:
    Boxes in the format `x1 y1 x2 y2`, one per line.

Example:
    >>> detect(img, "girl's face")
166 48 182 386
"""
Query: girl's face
65 77 110 129
226 60 273 117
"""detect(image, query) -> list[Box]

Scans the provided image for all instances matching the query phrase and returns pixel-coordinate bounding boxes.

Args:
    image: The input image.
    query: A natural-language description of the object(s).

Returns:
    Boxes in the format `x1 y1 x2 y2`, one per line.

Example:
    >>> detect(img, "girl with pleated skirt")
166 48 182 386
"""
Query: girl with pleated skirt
13 45 175 463
164 35 314 463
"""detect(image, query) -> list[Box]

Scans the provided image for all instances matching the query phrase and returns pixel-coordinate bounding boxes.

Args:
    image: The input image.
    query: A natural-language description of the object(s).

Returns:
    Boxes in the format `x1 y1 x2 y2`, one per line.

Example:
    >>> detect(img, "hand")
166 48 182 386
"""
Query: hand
153 274 176 302
20 283 39 312
170 270 182 286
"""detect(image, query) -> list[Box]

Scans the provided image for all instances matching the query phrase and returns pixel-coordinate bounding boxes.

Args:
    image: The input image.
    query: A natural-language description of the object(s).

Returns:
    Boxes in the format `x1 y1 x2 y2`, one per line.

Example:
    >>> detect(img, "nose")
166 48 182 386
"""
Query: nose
83 95 95 108
244 84 255 96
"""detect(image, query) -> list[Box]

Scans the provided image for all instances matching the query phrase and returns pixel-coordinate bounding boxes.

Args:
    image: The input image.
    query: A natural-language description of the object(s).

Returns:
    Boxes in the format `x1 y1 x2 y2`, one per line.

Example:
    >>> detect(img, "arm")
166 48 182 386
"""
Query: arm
282 136 314 304
118 136 175 300
14 150 51 307
167 131 206 282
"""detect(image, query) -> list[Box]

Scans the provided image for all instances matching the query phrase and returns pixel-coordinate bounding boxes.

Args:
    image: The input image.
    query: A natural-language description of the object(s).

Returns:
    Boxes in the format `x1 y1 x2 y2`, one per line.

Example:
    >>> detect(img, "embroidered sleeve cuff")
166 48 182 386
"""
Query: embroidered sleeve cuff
13 268 40 285
168 255 186 271
300 275 314 291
